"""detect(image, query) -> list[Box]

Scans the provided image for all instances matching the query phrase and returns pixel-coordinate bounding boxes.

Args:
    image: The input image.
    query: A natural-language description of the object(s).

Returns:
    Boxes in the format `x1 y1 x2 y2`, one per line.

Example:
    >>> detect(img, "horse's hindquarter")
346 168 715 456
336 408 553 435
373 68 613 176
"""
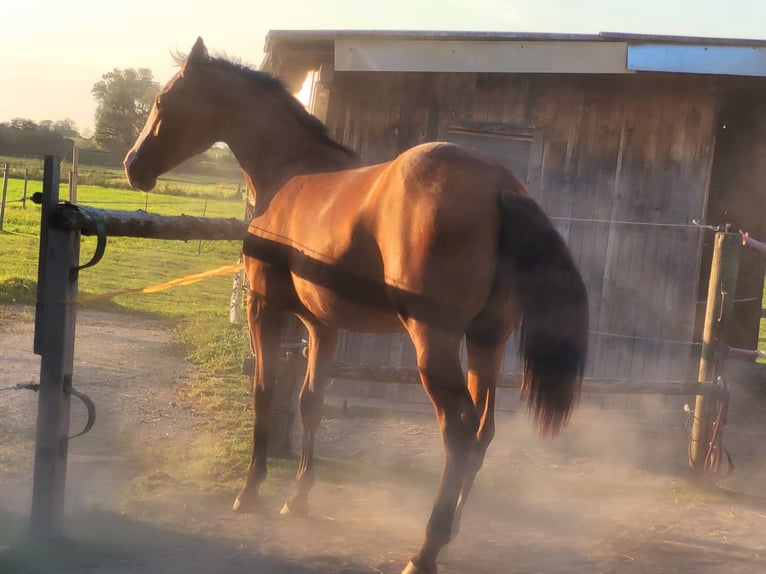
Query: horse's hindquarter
375 144 509 328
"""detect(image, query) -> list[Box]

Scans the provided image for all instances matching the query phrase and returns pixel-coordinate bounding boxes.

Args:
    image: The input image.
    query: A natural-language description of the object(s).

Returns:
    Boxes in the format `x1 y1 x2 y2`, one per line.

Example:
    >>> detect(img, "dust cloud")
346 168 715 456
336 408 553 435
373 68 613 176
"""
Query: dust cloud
3 306 765 572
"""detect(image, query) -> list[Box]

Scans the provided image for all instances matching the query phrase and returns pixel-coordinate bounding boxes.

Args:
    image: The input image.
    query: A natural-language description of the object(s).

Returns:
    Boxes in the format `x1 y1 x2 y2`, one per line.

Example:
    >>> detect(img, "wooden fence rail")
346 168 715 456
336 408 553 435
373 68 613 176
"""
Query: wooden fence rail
45 201 248 240
329 363 724 397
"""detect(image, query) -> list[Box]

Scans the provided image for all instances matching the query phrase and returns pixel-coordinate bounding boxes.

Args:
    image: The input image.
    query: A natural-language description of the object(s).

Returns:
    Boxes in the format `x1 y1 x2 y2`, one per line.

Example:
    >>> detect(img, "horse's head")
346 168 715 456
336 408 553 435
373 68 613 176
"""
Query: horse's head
124 37 222 191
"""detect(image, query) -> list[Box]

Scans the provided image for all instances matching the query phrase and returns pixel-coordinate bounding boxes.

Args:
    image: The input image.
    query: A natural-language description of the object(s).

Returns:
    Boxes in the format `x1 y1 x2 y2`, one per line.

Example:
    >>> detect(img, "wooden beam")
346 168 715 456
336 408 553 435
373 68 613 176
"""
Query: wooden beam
689 231 741 472
329 364 724 397
46 203 248 241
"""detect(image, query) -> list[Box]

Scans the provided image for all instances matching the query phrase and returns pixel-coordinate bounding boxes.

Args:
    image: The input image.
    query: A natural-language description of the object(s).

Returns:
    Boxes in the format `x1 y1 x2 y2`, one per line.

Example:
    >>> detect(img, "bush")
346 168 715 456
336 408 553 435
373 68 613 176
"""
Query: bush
0 277 37 305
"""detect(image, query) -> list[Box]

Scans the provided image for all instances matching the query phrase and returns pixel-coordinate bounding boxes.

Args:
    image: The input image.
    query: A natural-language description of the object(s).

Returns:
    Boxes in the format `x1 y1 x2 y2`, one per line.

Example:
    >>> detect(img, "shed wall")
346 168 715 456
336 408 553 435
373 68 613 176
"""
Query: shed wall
324 72 719 383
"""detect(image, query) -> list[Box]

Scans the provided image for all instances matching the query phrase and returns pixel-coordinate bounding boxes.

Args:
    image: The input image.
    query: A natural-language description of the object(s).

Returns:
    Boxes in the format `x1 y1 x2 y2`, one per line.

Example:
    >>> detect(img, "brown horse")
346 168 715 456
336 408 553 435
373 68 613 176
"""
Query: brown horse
125 37 588 574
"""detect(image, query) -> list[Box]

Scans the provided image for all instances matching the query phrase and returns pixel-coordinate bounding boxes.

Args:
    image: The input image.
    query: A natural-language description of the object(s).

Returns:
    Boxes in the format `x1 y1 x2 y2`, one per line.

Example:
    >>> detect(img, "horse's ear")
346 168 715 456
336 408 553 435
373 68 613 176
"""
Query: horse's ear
186 37 209 67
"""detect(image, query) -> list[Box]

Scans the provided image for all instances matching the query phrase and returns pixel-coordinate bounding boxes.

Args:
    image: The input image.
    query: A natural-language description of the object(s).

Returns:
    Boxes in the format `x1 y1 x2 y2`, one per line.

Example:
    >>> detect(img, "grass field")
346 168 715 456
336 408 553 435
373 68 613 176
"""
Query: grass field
0 154 244 198
1 173 255 472
1 175 246 313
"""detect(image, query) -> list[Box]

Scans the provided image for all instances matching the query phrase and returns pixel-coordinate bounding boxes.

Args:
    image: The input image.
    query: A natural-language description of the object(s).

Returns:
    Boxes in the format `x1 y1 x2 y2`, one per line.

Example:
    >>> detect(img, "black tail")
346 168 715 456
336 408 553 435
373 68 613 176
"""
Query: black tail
499 192 589 437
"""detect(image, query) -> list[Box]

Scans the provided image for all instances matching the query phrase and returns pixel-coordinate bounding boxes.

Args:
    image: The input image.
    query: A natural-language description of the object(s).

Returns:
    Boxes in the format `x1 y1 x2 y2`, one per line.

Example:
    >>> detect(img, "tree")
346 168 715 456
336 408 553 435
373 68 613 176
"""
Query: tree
91 68 158 156
10 118 38 131
0 118 74 158
53 118 80 138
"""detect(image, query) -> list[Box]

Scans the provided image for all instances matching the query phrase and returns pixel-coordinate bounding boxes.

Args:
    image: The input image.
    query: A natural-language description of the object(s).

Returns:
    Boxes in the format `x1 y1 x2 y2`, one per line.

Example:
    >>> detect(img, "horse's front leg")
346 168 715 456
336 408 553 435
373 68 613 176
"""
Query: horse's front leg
281 324 338 516
233 295 284 512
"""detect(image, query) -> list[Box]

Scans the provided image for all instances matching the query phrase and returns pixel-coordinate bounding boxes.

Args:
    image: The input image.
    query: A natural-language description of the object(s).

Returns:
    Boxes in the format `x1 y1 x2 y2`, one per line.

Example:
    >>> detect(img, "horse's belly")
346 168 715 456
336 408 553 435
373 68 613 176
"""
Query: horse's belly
293 278 403 332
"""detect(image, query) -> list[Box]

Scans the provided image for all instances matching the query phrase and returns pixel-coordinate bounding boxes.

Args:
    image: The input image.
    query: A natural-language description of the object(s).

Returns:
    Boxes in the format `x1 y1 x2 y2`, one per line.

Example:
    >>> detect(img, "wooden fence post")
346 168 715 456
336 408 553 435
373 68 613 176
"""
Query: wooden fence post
688 231 740 473
69 145 79 204
269 347 303 458
230 258 243 324
30 155 81 541
22 167 29 209
0 162 9 231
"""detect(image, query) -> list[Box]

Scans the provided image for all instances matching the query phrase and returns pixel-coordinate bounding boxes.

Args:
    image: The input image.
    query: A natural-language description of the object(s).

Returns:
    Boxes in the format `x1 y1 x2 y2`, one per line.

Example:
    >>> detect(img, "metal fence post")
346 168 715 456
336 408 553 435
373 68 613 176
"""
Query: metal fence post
30 155 81 541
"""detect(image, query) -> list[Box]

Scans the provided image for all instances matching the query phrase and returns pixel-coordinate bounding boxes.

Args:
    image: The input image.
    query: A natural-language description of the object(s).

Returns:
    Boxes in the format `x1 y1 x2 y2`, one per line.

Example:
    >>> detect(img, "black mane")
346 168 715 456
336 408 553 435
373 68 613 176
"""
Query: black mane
205 56 356 157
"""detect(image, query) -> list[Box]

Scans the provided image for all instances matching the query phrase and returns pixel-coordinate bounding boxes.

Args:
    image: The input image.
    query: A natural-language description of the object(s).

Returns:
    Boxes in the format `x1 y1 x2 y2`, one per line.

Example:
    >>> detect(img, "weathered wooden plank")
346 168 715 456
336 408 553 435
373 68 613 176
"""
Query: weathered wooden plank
584 82 625 378
370 332 393 366
597 83 643 380
624 79 662 381
358 332 378 366
592 107 627 380
325 71 719 385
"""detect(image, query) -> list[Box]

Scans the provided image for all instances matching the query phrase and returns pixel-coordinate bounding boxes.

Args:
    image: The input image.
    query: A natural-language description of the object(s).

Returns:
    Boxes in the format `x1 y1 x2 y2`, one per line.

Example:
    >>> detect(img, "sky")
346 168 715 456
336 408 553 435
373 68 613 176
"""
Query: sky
2 0 766 136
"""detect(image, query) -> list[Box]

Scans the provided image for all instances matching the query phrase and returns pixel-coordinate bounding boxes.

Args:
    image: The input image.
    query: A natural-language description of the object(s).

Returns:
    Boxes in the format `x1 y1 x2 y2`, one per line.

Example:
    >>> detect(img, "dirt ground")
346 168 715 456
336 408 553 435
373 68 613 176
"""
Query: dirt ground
2 305 766 573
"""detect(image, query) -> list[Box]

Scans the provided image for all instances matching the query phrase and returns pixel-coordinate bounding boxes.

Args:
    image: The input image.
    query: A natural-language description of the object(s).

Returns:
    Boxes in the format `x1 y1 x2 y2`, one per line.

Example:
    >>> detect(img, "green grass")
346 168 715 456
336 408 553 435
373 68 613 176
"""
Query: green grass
1 178 255 478
1 178 246 315
0 155 245 199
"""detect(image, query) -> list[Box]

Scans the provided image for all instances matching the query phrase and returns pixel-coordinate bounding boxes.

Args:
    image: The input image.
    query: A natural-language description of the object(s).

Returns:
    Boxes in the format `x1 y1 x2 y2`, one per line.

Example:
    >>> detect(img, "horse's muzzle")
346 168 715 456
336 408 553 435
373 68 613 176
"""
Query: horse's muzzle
123 150 156 191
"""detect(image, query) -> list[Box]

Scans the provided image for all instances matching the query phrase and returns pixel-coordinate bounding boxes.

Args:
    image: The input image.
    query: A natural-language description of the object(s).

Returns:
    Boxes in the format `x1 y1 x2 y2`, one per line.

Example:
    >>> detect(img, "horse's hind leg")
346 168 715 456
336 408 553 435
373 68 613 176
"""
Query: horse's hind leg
233 296 284 512
281 324 338 516
451 335 502 539
403 323 478 574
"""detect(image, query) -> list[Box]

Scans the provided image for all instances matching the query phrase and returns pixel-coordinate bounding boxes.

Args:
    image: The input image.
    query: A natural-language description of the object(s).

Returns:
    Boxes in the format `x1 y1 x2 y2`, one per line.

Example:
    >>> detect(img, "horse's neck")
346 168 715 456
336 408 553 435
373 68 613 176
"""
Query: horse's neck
227 116 360 212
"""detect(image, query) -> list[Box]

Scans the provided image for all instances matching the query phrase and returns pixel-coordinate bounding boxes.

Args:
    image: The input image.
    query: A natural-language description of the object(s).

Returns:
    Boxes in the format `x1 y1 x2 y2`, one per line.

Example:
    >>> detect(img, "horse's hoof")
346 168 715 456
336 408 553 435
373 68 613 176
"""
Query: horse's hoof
401 560 434 574
280 499 308 517
232 491 260 513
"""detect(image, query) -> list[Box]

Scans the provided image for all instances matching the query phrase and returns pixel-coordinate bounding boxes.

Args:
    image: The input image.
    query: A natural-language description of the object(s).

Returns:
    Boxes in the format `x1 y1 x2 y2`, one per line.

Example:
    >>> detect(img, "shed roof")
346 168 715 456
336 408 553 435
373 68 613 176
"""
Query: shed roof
266 30 766 48
263 30 766 79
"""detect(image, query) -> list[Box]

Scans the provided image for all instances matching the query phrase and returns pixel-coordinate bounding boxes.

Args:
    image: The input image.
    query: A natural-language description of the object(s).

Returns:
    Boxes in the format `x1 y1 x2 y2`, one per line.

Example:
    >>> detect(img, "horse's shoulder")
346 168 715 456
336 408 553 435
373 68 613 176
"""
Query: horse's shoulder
402 141 464 159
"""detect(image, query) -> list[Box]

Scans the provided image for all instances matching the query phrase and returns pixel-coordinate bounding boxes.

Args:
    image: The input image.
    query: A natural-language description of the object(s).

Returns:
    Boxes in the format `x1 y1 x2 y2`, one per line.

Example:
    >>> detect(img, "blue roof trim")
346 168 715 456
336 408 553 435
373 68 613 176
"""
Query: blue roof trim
628 44 766 77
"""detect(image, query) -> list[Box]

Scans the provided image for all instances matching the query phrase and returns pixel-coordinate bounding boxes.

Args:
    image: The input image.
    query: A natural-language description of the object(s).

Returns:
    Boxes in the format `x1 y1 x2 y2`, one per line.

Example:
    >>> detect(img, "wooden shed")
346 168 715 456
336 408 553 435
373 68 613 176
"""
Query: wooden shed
261 31 766 389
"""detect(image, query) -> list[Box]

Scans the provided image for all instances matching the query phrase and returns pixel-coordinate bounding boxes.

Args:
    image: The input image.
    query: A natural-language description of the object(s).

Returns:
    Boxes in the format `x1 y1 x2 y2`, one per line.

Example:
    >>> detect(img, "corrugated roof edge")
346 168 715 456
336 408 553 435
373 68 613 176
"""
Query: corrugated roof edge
599 31 766 47
264 29 766 50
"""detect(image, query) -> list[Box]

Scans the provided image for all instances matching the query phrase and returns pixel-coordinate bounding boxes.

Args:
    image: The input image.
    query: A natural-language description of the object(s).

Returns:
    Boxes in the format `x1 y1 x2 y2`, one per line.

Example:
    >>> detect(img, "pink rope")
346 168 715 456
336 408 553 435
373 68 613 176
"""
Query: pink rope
728 346 766 360
741 232 766 254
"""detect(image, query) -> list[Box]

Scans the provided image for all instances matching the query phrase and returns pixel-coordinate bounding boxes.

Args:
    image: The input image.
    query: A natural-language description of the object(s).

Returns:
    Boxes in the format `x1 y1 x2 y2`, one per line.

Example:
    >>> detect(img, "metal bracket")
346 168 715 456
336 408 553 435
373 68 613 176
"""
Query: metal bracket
68 204 107 280
692 220 734 233
63 375 96 440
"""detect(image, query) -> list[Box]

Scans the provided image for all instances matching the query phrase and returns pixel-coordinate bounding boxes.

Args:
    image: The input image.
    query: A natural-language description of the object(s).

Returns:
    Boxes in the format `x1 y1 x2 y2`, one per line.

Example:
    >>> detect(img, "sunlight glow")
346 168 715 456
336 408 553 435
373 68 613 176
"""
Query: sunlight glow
295 71 318 109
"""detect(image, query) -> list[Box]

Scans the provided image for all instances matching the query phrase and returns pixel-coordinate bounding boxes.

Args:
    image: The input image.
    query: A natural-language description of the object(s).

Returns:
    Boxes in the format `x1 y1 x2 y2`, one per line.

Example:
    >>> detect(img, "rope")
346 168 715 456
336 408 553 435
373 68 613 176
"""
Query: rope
548 216 702 229
34 264 244 307
589 329 701 348
77 263 243 303
0 382 39 393
741 231 766 255
703 377 734 476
